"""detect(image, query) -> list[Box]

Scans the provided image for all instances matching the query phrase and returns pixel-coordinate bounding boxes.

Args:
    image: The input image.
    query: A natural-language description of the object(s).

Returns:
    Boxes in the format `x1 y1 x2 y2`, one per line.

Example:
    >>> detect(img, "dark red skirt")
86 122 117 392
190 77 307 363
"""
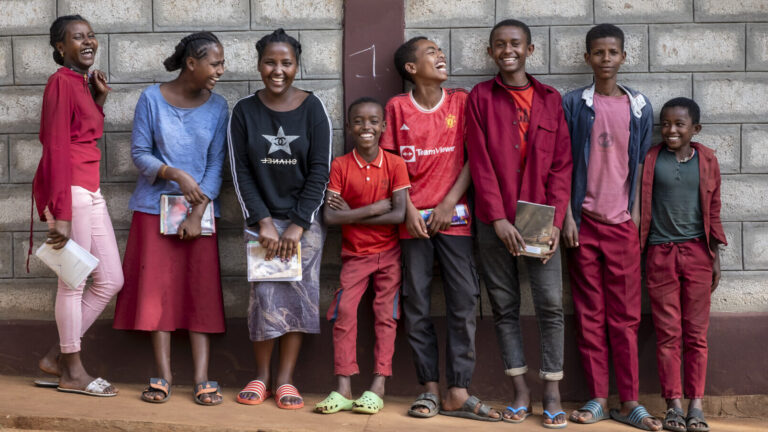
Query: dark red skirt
113 211 225 333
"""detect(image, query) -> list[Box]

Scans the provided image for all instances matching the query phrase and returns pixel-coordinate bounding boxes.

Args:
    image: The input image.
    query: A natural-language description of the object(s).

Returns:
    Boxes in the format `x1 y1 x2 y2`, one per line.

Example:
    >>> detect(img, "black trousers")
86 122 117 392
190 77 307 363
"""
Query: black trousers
401 234 479 389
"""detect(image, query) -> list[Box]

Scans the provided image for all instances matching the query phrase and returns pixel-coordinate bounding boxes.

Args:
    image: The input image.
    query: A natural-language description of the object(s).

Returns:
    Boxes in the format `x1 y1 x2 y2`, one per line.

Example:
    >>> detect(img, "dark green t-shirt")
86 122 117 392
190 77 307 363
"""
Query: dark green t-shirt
649 148 704 245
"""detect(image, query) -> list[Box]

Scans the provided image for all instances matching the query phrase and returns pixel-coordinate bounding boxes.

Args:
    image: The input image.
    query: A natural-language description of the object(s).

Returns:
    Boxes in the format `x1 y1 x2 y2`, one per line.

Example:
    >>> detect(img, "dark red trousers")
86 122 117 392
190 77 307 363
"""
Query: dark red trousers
327 246 401 377
646 238 712 399
567 214 641 402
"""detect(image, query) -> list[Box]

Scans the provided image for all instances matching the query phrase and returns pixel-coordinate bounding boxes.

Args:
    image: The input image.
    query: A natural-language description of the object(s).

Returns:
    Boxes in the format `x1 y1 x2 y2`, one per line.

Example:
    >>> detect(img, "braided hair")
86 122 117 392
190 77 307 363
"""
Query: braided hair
255 28 302 64
49 15 89 66
163 31 221 72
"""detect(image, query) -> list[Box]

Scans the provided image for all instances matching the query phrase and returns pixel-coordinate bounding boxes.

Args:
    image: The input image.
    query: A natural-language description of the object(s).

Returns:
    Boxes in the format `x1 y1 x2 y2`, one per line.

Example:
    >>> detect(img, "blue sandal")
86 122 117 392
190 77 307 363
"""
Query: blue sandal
502 406 531 423
543 410 568 429
572 399 610 424
610 405 657 431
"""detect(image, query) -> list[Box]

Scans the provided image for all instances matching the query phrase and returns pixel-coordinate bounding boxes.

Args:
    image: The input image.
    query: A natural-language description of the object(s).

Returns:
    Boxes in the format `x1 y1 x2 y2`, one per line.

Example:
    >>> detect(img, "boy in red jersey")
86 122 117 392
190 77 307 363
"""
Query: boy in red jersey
380 37 499 422
466 19 572 428
316 97 410 415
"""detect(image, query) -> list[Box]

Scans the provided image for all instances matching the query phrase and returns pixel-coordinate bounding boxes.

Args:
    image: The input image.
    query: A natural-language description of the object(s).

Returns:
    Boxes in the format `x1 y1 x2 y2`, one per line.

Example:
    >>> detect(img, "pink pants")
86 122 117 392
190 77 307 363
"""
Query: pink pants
646 239 712 399
45 186 123 353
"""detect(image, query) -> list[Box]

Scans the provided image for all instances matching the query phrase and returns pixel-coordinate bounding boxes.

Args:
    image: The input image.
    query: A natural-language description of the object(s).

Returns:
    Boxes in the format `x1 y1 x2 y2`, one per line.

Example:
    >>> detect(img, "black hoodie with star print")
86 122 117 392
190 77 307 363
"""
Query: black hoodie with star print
227 92 332 229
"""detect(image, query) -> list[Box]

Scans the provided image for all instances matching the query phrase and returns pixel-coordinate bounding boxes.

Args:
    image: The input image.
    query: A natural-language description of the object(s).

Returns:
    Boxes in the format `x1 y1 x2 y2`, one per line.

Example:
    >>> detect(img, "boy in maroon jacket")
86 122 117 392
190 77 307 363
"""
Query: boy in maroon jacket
639 97 726 432
466 19 572 428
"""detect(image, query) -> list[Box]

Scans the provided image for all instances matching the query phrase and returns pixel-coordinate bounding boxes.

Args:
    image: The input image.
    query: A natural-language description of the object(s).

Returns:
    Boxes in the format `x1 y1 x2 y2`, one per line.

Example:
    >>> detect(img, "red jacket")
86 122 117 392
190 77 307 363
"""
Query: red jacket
466 74 572 228
640 142 727 257
33 67 104 221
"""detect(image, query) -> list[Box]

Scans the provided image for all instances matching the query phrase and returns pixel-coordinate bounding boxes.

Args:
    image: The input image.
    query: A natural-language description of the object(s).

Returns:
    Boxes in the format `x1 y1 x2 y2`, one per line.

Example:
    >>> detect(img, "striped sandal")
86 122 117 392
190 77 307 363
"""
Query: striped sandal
236 380 271 405
275 383 304 410
610 405 657 431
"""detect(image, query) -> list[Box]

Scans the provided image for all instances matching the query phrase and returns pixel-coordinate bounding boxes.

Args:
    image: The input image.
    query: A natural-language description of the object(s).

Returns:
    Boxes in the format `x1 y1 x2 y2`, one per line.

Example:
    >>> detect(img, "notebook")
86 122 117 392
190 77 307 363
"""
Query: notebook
35 240 99 290
160 195 215 236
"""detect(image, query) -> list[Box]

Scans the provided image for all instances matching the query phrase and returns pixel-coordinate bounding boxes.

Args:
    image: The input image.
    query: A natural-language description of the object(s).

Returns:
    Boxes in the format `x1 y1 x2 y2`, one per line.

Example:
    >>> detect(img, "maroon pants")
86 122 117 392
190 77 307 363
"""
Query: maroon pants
567 214 641 402
327 246 401 377
646 238 712 399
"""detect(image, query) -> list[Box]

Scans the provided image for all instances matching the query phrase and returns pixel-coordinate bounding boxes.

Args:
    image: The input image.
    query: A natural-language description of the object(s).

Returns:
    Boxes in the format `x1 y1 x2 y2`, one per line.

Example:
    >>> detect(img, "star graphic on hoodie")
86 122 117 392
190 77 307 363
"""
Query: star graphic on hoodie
263 126 299 155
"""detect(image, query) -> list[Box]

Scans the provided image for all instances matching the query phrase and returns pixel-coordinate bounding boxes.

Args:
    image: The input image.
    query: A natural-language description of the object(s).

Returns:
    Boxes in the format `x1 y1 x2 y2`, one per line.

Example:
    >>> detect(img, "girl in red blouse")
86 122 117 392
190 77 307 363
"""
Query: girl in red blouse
34 15 123 397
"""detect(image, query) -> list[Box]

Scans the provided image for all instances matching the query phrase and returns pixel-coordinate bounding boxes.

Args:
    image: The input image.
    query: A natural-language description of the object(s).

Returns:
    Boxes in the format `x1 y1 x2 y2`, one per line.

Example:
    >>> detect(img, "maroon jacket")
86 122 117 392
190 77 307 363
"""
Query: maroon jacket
640 142 727 257
466 74 572 228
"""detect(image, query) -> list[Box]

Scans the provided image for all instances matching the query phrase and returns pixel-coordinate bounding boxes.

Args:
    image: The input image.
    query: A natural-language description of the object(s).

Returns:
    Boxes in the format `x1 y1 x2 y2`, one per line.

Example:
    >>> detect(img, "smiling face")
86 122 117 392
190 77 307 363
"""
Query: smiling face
406 39 447 83
585 36 626 82
187 43 225 91
258 42 298 96
660 106 701 152
347 102 386 154
488 25 533 77
56 21 97 72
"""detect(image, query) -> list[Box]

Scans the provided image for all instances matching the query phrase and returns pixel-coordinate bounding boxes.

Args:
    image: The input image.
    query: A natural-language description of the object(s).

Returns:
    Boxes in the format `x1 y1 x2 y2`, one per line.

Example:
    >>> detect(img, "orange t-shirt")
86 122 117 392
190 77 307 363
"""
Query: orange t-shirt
502 81 534 170
327 148 411 255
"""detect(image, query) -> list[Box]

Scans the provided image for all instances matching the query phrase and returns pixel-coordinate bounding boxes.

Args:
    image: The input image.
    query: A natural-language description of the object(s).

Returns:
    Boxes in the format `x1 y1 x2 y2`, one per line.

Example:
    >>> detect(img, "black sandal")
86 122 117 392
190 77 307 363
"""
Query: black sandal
663 407 686 432
686 408 710 432
408 392 440 418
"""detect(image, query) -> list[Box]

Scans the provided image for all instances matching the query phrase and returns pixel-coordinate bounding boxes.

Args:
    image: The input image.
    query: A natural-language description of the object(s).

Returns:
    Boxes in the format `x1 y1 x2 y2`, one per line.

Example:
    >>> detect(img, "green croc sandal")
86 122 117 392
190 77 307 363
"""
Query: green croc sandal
314 391 354 414
352 391 384 414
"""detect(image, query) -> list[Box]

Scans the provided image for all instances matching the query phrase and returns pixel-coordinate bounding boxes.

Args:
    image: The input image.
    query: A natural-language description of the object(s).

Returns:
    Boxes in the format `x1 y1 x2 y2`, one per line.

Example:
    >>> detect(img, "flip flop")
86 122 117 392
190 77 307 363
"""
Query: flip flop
503 406 531 423
141 378 171 403
686 408 710 432
439 395 502 422
542 410 568 429
236 380 271 405
194 381 223 406
663 407 686 432
314 391 354 414
352 390 383 414
33 379 59 388
275 384 304 410
57 377 117 397
408 392 440 418
571 399 610 424
610 405 657 431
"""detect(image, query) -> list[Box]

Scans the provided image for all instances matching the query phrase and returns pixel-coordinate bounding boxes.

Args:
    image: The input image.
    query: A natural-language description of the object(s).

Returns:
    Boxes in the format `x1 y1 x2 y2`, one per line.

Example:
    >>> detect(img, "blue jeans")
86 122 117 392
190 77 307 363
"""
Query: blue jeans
476 220 564 381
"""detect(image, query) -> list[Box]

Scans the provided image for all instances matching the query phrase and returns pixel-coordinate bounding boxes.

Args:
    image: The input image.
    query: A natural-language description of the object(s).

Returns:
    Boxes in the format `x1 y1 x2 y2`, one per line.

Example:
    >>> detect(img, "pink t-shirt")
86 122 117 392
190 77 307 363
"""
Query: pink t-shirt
581 92 632 224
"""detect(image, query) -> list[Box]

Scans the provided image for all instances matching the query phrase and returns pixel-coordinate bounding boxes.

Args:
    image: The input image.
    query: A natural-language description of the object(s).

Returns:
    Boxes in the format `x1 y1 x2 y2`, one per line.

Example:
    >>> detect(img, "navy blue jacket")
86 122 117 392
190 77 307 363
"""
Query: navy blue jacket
562 83 653 228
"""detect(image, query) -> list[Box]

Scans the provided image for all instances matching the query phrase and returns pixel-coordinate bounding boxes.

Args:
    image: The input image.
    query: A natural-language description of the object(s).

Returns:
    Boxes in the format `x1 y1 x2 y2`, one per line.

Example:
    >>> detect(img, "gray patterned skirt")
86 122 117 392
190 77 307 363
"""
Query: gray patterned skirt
247 218 325 341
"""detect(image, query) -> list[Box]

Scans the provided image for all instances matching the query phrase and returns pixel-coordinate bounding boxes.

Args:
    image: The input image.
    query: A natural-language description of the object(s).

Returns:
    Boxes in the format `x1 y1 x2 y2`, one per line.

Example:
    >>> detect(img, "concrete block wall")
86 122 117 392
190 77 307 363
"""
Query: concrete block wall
0 0 344 319
405 0 768 314
1 0 767 321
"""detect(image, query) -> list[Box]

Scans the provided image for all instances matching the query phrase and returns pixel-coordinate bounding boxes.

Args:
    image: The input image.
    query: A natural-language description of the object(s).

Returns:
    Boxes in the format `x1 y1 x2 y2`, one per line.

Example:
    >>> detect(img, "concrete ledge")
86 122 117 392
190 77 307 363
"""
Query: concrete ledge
0 374 764 431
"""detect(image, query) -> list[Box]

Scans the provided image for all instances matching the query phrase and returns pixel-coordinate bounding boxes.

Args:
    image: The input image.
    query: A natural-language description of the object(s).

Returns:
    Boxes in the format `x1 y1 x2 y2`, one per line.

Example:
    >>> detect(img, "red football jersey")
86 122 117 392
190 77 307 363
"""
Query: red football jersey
380 88 471 238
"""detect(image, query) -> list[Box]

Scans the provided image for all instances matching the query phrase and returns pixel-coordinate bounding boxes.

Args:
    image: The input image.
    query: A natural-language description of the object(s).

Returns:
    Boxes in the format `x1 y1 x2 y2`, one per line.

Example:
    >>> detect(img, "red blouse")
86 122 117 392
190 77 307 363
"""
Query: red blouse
33 67 104 221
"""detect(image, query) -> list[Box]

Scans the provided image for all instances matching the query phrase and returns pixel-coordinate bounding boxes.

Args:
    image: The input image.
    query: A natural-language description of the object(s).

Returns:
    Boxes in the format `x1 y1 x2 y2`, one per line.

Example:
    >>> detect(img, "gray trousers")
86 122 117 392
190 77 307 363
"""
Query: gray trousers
401 234 479 389
476 220 564 381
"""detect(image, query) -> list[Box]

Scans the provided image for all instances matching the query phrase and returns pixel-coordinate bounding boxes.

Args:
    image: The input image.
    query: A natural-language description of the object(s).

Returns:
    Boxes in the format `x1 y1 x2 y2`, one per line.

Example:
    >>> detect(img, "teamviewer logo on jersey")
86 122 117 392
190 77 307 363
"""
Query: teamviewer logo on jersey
400 146 416 163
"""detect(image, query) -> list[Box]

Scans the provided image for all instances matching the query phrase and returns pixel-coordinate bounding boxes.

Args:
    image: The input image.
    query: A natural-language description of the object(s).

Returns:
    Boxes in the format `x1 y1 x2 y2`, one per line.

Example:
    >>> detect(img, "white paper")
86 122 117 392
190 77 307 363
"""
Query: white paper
524 245 542 255
35 240 99 290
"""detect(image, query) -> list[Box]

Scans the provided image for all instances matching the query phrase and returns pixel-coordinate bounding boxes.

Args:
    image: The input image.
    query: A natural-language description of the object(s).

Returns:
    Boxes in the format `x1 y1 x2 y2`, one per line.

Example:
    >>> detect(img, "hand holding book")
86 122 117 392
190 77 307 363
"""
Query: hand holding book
514 200 556 260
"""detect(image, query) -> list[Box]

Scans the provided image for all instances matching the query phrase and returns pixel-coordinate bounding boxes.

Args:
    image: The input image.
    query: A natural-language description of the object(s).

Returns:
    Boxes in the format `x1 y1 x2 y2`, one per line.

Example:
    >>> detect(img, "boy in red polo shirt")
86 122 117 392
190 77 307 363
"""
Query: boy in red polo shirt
315 97 410 415
466 19 572 428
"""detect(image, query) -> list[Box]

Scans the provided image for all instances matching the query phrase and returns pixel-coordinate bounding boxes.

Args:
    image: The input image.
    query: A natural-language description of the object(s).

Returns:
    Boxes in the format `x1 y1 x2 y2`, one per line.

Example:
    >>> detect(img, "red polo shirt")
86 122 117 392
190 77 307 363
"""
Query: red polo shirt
466 74 572 229
327 148 411 255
